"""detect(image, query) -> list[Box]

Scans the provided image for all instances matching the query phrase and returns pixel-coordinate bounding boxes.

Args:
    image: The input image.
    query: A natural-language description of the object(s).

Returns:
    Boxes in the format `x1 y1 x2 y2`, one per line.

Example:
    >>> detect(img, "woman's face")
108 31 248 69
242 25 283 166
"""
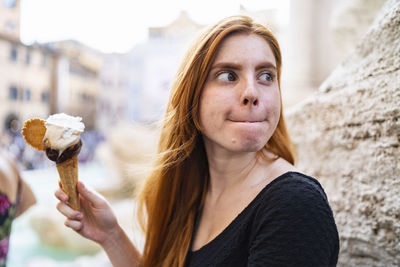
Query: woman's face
199 33 281 154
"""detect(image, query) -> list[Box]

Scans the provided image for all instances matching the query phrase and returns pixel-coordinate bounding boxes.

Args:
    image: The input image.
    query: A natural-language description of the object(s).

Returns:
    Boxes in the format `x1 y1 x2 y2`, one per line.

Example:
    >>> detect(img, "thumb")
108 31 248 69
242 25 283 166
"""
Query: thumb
77 181 105 208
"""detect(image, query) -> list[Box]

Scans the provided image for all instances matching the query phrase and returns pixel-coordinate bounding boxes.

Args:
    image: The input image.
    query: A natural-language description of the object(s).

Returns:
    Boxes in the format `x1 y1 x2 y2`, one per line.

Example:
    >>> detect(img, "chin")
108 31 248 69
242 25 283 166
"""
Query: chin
237 133 270 151
231 140 266 153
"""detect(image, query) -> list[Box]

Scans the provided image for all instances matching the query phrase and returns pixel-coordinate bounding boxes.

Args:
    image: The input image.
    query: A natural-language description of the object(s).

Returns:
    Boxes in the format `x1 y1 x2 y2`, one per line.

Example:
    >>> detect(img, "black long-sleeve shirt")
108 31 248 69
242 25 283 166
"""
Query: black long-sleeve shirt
185 172 339 267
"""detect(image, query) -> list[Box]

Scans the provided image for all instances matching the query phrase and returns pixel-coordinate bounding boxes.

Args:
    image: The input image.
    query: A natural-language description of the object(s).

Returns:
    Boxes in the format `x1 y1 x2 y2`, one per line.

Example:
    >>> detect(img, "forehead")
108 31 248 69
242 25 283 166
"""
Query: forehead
212 33 276 66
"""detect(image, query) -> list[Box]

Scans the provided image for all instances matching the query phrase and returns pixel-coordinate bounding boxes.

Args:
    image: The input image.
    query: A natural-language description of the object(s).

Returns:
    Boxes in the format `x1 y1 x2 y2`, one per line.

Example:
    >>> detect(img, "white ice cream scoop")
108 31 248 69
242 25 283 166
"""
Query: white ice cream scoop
43 113 85 156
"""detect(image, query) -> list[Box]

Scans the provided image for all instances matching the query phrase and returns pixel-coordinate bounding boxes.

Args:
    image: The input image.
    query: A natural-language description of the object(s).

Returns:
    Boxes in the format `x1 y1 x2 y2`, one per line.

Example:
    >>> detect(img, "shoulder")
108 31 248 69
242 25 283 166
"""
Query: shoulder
255 171 335 228
248 172 340 266
259 171 329 206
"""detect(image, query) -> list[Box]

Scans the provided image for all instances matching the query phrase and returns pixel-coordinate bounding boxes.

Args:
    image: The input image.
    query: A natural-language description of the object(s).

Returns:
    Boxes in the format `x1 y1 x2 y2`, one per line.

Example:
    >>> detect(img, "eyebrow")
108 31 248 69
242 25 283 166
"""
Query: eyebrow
211 61 277 71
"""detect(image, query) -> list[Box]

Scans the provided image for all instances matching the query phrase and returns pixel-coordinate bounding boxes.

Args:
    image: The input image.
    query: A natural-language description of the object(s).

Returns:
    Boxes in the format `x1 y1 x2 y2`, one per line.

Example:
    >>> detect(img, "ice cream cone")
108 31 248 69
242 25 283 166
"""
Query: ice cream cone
56 155 80 210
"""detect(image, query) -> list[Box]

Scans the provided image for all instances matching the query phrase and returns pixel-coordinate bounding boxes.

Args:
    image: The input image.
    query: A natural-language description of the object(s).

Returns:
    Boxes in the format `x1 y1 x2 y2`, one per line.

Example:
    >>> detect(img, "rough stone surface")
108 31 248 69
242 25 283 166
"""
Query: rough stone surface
285 0 400 266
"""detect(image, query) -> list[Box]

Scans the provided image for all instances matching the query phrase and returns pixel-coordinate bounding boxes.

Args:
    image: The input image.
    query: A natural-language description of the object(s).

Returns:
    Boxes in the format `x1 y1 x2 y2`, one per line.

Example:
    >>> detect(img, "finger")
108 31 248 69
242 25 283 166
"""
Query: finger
65 219 82 231
56 201 82 220
55 188 68 202
77 181 105 208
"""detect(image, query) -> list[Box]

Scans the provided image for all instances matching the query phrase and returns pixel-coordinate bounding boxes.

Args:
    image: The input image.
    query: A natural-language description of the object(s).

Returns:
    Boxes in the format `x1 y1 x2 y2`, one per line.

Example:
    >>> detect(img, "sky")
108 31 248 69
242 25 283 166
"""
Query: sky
20 0 289 53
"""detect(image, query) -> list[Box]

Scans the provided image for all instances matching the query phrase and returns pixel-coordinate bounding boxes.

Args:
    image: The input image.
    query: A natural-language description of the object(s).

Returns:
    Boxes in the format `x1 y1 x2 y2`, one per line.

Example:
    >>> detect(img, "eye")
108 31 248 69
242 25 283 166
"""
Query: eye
259 72 274 82
217 72 236 82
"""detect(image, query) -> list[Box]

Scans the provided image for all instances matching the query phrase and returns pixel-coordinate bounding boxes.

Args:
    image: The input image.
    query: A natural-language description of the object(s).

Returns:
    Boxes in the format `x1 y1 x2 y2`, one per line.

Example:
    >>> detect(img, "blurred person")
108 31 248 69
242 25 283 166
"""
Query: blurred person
55 15 339 267
0 150 36 266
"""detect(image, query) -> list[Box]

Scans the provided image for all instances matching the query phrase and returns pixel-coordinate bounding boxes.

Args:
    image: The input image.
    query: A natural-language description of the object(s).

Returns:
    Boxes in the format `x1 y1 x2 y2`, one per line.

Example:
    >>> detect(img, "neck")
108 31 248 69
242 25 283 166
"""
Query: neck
209 152 257 188
204 142 275 200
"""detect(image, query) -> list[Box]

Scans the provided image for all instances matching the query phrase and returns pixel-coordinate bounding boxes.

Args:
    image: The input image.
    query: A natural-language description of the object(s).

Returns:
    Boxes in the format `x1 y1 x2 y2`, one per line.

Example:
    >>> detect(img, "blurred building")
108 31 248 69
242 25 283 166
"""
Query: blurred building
97 53 129 133
125 11 204 122
0 0 54 137
96 11 206 132
0 0 102 137
0 0 19 39
0 35 56 132
44 40 102 130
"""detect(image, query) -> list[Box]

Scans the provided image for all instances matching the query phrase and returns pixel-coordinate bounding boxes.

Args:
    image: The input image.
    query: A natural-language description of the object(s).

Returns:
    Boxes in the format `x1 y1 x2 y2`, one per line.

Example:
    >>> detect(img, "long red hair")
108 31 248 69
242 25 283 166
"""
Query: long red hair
137 15 296 267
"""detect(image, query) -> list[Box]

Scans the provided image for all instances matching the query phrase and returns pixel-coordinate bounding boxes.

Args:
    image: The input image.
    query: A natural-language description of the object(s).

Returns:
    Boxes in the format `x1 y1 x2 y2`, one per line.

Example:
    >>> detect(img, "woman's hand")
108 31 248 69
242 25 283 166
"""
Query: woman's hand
55 181 119 246
56 181 142 266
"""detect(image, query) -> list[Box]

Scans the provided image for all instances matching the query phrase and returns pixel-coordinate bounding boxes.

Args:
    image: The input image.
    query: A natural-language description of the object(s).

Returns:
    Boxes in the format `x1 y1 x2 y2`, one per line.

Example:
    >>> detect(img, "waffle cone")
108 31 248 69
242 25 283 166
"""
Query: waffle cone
21 118 46 151
56 156 80 210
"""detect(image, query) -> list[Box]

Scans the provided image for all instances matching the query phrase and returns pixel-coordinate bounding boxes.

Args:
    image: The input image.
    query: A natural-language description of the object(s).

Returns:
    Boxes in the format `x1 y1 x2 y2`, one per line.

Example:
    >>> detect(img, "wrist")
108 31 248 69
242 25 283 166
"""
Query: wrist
100 224 142 267
100 223 125 250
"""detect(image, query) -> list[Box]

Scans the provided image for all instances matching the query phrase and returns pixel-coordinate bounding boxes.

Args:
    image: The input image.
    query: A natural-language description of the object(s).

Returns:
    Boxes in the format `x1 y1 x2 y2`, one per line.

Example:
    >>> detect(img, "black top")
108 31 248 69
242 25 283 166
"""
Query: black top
185 172 339 267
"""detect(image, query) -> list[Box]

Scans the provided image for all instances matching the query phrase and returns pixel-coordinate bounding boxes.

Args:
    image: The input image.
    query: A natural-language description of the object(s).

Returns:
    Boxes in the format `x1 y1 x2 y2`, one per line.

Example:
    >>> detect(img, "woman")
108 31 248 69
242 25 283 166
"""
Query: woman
0 150 36 266
55 15 339 267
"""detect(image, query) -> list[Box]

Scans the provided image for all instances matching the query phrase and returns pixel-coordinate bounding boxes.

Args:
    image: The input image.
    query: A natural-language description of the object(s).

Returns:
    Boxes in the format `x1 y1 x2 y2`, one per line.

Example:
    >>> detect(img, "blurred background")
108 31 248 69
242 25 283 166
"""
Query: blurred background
0 0 387 266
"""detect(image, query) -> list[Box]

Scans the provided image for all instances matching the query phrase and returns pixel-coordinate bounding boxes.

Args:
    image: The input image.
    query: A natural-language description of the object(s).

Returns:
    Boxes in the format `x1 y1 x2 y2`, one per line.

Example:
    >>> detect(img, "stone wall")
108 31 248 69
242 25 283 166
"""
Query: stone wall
285 0 400 266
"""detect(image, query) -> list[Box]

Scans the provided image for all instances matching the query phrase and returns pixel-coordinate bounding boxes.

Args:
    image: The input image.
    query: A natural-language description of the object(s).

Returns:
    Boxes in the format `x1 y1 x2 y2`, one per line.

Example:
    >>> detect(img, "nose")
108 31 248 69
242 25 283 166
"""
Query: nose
240 78 259 107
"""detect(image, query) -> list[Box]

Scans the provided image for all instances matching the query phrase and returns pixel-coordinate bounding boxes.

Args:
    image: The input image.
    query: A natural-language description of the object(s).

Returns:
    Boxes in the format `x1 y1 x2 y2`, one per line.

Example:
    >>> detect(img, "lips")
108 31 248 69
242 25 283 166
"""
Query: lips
228 118 266 123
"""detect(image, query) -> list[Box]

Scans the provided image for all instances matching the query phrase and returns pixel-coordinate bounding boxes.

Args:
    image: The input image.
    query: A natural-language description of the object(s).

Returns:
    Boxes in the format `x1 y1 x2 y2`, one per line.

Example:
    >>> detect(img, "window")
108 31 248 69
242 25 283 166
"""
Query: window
25 89 31 101
5 21 16 32
9 45 17 62
9 85 17 100
81 92 88 101
26 49 31 65
41 92 48 102
41 54 47 67
3 0 16 8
